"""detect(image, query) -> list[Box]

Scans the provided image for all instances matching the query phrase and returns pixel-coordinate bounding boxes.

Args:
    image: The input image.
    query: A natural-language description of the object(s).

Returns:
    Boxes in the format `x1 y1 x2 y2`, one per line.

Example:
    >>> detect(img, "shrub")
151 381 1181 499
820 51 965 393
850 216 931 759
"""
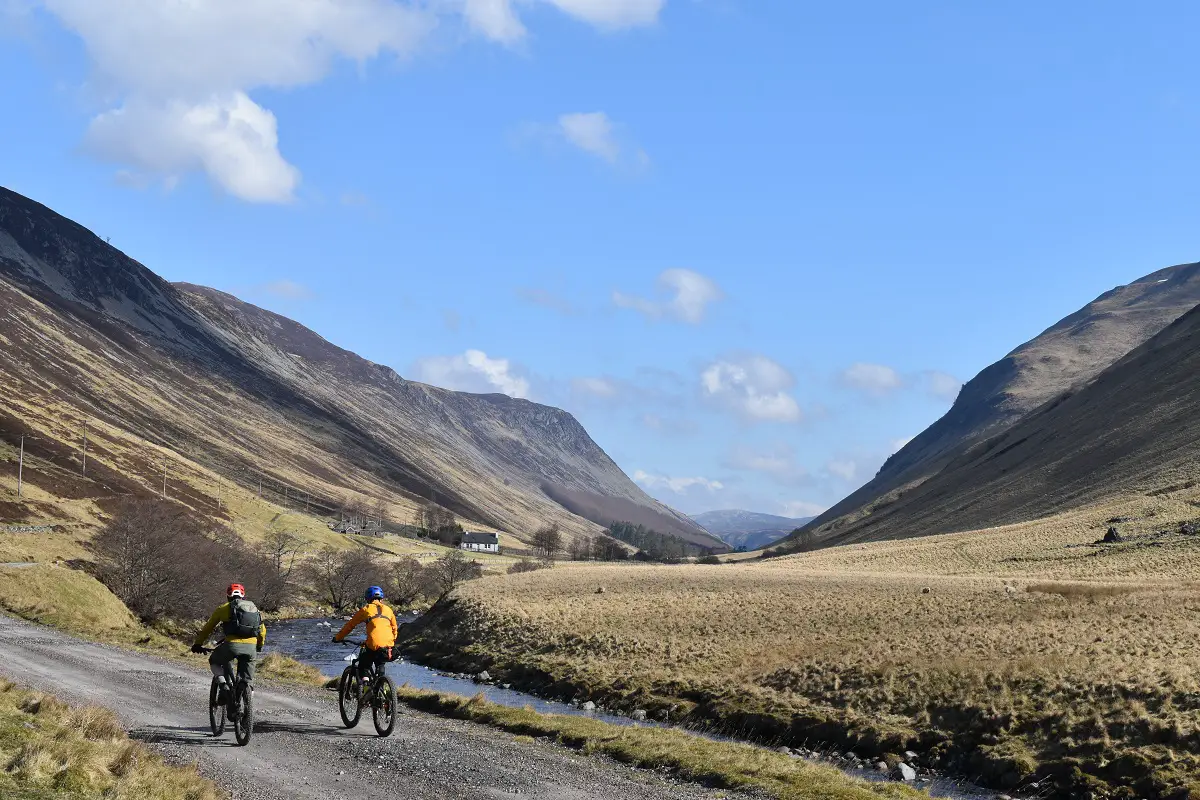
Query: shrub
508 558 544 574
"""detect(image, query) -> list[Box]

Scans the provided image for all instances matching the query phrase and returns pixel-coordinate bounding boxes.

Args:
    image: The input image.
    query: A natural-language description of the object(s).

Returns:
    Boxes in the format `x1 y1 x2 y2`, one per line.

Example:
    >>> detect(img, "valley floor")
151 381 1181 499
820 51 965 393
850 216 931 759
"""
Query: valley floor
401 491 1200 800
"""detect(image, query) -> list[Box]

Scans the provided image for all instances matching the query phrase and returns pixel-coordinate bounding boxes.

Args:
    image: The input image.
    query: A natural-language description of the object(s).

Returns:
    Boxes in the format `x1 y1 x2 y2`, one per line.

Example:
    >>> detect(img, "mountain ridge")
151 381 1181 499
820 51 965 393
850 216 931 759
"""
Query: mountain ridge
801 262 1200 545
0 185 724 550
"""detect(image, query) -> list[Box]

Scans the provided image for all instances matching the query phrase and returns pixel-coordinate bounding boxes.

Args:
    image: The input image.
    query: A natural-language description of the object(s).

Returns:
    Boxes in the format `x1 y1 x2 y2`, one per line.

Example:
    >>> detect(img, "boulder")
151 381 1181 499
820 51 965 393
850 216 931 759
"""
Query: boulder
1096 526 1124 544
581 701 597 711
875 761 888 773
631 709 648 721
476 671 491 683
894 762 917 781
596 586 606 594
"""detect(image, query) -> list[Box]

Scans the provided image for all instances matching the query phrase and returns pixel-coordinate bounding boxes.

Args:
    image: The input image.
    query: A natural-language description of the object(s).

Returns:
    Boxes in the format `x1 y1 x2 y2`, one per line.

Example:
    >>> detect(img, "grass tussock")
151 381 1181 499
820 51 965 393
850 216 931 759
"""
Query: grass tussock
392 685 921 800
0 679 222 800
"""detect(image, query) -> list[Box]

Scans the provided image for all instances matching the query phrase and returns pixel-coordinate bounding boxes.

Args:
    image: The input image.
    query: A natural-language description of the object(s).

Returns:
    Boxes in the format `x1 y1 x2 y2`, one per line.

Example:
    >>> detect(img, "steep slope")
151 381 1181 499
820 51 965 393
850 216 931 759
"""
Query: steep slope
690 510 814 550
804 263 1200 541
0 186 723 549
808 299 1200 542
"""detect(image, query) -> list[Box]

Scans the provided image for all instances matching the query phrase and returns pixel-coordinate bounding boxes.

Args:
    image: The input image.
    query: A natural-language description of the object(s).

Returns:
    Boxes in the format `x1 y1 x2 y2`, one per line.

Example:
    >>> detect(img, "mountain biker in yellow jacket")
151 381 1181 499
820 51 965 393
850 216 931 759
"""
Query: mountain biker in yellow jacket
192 583 267 688
333 586 397 678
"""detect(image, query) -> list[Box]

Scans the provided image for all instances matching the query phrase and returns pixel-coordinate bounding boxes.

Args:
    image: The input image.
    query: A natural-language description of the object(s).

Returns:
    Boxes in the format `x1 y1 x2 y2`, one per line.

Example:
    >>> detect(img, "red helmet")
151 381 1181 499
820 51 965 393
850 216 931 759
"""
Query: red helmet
227 583 246 598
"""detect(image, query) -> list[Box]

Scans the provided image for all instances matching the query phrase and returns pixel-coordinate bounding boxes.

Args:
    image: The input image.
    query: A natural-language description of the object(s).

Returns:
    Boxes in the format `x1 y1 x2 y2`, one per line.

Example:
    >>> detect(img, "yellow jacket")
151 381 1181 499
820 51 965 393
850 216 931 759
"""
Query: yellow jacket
334 600 398 651
193 601 267 648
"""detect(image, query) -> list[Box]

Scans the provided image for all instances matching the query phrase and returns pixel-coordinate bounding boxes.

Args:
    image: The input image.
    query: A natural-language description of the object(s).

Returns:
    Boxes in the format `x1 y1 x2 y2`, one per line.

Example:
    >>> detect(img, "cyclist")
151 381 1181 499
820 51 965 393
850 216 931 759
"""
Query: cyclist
333 585 398 679
191 583 266 709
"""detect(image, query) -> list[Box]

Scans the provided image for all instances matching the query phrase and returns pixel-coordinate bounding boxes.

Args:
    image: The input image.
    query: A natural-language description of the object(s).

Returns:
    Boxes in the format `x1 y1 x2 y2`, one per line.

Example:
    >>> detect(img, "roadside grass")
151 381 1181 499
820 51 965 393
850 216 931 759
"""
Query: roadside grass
0 564 178 654
0 679 222 800
0 563 335 689
399 515 1200 799
391 686 921 800
257 652 326 686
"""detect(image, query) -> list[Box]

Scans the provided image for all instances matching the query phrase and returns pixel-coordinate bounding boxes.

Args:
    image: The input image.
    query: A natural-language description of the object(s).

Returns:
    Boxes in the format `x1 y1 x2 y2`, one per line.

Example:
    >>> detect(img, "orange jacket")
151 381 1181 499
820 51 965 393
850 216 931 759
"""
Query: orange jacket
334 600 398 651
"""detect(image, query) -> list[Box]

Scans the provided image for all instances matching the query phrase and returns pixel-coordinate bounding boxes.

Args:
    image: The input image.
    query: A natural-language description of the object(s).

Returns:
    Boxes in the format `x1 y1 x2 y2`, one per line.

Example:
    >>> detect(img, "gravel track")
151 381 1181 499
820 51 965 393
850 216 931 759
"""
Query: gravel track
0 615 736 800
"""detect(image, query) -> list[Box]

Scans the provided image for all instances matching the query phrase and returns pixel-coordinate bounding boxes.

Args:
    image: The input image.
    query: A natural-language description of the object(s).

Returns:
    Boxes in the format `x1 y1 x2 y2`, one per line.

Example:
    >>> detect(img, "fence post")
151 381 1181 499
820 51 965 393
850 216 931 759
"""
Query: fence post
17 435 24 499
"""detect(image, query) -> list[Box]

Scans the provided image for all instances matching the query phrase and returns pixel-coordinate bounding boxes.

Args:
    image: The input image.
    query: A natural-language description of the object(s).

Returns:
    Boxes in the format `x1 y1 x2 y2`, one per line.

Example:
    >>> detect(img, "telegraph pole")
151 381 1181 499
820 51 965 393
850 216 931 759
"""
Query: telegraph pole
80 423 88 476
16 435 24 499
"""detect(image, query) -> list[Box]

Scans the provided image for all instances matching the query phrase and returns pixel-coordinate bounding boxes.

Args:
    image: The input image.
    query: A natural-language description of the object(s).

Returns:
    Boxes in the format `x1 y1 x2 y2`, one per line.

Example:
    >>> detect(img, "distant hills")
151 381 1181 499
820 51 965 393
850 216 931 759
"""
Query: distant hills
691 510 815 550
0 186 725 551
796 262 1200 545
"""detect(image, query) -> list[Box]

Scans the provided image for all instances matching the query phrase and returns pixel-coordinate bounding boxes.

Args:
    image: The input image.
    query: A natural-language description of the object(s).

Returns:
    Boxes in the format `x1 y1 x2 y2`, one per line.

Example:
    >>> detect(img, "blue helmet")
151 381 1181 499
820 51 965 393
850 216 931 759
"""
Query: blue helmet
365 585 384 601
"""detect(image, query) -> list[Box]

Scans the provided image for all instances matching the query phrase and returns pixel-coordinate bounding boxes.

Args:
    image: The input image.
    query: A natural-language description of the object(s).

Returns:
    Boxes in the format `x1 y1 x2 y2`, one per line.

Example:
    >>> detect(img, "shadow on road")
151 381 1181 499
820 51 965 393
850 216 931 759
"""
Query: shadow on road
133 718 348 748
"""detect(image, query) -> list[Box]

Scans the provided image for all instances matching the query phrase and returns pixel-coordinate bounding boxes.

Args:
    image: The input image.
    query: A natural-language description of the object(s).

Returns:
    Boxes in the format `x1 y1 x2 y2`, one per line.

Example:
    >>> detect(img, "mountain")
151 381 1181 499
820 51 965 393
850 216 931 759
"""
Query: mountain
691 510 815 550
800 262 1200 544
0 186 725 550
801 299 1200 542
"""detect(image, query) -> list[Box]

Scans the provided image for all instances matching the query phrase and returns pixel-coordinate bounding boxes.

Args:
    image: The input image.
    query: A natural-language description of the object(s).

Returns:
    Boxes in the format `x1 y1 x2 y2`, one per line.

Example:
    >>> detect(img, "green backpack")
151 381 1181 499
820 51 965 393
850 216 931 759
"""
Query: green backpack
222 598 262 639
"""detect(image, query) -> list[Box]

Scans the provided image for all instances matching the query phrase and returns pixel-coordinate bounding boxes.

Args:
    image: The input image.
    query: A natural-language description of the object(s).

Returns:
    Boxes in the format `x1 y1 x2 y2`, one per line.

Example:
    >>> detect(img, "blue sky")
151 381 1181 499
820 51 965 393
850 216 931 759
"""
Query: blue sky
4 1 1200 518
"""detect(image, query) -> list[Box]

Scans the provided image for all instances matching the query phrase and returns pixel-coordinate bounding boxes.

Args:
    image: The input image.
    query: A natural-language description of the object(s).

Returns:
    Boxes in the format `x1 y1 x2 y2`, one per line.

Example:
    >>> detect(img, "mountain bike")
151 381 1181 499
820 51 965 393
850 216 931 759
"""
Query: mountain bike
338 640 397 737
196 647 254 746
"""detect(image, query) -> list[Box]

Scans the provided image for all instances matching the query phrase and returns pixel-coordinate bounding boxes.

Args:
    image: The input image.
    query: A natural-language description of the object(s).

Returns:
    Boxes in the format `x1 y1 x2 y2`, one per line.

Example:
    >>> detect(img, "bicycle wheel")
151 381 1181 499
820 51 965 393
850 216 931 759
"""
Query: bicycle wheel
372 676 397 737
234 683 254 746
208 677 226 736
338 667 362 728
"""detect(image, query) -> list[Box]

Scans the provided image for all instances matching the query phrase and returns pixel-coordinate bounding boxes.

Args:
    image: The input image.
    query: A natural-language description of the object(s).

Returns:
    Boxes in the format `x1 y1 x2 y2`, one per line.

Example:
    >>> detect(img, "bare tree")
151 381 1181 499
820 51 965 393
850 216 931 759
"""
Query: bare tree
255 518 306 611
304 546 383 613
426 550 483 598
569 536 592 561
531 523 563 564
388 557 434 609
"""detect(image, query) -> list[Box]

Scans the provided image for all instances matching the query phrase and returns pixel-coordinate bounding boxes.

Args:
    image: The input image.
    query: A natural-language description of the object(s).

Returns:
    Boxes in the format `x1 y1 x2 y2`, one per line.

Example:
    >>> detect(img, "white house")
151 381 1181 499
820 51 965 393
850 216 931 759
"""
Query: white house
460 532 500 554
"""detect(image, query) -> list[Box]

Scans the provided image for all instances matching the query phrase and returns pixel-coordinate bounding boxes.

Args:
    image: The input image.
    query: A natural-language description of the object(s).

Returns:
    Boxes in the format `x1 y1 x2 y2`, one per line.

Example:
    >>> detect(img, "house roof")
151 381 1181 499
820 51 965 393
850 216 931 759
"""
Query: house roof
462 532 499 545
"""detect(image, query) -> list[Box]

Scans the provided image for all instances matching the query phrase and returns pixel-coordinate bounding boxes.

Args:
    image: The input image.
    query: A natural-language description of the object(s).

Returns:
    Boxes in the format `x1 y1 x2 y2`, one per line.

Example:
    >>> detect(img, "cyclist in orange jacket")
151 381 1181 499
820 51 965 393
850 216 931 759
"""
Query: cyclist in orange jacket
333 586 398 678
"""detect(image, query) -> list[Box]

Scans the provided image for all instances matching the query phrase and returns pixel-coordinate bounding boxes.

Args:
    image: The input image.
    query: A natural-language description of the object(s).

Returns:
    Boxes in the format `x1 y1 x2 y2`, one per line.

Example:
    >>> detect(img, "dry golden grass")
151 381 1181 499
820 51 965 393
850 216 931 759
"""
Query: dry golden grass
403 504 1200 798
0 680 222 800
0 564 183 654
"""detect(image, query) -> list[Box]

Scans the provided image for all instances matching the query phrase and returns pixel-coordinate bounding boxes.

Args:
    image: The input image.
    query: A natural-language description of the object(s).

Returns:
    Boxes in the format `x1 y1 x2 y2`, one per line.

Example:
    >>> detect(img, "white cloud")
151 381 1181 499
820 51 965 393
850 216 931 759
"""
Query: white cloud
34 0 663 201
825 459 857 481
700 354 801 423
839 362 904 396
85 94 300 202
412 349 531 398
559 112 621 163
613 268 723 324
259 279 315 300
782 500 826 519
465 0 663 42
890 436 914 453
633 470 723 494
925 370 962 402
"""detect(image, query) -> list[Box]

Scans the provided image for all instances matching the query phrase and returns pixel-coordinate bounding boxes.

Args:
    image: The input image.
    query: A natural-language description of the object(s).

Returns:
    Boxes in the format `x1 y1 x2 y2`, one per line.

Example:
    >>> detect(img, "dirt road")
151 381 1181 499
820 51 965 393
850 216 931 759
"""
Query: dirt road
0 615 734 800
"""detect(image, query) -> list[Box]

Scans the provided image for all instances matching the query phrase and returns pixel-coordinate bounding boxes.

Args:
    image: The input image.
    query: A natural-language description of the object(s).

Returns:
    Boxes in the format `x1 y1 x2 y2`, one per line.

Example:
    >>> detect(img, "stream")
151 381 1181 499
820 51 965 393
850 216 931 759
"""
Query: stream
269 619 1025 800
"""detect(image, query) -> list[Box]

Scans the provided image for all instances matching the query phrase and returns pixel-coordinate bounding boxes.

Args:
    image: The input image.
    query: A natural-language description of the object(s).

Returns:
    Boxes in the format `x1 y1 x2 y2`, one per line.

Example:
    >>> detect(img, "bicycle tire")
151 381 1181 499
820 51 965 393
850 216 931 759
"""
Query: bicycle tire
372 676 397 737
208 677 226 736
234 683 253 746
338 667 362 728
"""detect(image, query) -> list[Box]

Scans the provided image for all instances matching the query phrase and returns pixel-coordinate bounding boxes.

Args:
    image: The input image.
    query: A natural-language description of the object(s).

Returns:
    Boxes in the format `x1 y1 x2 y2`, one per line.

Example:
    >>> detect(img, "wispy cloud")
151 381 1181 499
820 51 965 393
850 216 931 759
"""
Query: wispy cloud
613 269 724 324
633 469 724 495
839 362 904 396
924 370 961 402
464 0 664 44
517 287 577 315
258 279 315 300
782 500 826 519
723 444 811 486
